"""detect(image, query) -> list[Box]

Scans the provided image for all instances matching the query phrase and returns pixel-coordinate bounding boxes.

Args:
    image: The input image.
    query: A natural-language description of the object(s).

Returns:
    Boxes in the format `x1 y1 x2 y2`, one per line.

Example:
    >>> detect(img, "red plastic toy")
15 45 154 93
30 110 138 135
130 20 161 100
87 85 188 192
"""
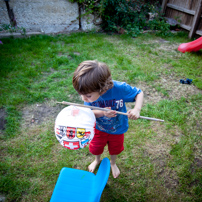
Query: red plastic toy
178 36 202 53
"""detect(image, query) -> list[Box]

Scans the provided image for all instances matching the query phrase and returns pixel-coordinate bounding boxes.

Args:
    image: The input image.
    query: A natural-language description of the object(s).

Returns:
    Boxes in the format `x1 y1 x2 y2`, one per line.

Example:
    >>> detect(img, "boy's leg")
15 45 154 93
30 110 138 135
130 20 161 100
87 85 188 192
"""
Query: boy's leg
110 155 120 178
108 133 124 178
89 129 108 173
88 154 101 173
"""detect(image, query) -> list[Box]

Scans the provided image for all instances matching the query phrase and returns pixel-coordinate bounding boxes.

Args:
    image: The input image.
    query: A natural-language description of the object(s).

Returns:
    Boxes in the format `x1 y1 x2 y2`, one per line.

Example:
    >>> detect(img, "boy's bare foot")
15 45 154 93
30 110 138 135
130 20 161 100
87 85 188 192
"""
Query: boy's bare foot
111 163 120 178
88 160 101 173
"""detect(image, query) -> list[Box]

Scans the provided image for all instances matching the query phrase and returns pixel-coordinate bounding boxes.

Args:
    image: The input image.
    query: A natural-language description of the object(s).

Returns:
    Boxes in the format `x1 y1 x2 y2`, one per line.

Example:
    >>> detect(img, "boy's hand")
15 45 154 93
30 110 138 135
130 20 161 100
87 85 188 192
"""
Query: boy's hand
128 91 143 120
104 107 117 118
127 108 140 120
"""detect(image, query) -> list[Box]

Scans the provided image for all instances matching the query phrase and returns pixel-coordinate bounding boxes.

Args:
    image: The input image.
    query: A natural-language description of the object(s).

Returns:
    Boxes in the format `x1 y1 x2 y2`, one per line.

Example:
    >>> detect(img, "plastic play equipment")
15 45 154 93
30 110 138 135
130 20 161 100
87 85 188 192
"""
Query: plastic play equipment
178 36 202 53
55 106 96 150
50 157 111 202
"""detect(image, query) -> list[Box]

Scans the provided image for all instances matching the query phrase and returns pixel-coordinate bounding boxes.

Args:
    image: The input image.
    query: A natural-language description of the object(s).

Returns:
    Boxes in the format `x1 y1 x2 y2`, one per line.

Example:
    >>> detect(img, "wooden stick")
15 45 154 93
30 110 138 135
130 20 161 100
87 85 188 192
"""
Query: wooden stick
57 101 164 122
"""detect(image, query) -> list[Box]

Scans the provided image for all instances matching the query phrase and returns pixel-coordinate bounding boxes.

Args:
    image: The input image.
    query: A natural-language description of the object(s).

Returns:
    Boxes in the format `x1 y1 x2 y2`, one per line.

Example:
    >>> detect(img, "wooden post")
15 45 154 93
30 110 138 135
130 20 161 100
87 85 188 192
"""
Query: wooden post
4 0 17 27
189 0 202 38
78 3 82 30
161 0 169 14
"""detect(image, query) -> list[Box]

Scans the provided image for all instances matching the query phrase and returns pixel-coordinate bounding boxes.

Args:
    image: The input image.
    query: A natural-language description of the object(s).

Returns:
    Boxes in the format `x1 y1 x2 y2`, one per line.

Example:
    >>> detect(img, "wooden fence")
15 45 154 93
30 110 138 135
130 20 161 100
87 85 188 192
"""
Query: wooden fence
161 0 202 38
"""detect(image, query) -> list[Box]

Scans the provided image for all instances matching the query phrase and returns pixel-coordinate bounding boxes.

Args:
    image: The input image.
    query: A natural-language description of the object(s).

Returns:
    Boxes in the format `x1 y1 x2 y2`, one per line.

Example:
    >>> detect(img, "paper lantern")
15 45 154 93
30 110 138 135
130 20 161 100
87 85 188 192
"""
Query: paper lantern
55 106 96 150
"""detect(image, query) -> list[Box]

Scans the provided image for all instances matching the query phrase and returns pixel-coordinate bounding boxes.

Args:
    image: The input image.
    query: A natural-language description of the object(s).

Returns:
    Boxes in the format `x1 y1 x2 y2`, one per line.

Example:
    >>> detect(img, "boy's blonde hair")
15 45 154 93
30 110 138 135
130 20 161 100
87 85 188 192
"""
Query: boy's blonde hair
73 60 113 95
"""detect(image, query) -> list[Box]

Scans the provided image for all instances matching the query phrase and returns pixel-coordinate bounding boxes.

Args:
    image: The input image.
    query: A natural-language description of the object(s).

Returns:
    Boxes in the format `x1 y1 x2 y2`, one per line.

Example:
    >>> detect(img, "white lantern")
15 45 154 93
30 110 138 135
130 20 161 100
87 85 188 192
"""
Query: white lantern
55 106 96 150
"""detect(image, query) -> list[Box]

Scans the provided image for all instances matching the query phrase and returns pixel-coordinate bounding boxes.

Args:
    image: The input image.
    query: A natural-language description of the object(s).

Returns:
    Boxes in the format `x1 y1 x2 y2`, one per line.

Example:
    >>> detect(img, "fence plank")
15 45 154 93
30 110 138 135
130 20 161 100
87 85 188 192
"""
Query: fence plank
189 0 202 38
161 0 169 13
180 23 191 31
167 3 195 15
196 30 202 35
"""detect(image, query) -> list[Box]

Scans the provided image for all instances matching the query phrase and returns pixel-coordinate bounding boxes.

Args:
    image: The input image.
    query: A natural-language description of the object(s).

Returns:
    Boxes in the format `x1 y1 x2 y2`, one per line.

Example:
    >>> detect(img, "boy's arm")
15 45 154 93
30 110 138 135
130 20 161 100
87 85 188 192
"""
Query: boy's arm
92 108 117 118
91 91 143 119
127 91 144 120
92 110 104 118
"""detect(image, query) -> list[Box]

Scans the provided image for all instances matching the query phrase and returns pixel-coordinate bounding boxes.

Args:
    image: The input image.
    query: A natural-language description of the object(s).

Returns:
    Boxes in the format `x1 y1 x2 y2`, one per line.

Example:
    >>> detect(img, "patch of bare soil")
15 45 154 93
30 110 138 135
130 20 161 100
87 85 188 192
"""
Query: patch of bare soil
158 75 201 100
143 122 182 191
0 108 7 131
143 38 179 53
137 75 202 106
136 74 201 193
21 100 63 128
136 81 164 105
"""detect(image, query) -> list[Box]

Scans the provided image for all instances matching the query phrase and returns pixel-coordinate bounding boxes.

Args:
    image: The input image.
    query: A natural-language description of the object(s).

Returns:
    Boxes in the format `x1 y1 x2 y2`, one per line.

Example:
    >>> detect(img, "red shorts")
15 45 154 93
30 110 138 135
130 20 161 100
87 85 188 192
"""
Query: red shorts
89 128 124 155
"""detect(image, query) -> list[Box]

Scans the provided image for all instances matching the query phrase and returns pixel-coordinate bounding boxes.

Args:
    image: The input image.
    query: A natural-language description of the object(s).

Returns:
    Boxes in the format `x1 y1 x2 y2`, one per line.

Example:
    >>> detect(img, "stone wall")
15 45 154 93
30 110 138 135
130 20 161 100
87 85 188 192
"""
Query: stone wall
0 0 99 34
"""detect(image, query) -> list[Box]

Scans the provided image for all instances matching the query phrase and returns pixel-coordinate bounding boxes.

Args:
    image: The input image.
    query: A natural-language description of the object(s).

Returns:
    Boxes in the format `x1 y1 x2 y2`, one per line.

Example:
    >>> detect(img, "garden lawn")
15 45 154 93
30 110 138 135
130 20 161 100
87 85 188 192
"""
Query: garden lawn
0 32 202 202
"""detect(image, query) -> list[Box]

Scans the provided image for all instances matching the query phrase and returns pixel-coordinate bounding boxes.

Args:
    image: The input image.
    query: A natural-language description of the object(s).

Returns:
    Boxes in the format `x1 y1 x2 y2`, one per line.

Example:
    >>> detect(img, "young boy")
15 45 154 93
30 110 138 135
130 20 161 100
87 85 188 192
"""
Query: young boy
72 60 143 178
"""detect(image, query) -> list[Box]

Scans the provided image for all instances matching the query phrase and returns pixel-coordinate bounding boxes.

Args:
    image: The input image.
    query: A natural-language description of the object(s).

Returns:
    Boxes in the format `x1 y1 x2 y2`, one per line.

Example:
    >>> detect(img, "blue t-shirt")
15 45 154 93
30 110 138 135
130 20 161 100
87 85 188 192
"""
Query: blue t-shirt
84 80 142 135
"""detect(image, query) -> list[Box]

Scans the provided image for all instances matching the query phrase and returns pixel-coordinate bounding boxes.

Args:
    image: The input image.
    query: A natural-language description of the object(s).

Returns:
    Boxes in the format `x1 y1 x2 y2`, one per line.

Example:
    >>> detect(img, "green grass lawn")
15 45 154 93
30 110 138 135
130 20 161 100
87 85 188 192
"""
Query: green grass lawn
0 31 202 202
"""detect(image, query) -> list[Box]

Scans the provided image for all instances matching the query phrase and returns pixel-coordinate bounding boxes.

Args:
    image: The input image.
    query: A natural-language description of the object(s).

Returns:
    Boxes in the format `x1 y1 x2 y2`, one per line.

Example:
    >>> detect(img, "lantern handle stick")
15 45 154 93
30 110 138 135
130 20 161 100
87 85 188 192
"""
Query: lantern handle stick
57 101 164 122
